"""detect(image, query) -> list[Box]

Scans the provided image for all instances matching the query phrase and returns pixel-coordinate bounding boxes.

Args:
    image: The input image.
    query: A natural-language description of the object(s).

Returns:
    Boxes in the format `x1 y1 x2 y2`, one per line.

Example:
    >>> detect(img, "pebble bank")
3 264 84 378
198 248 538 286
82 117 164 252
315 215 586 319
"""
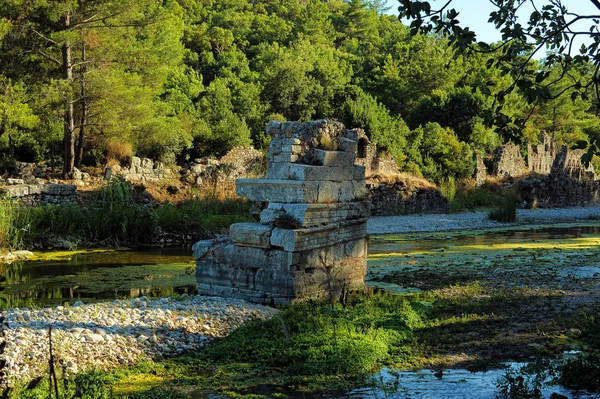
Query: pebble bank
2 295 277 385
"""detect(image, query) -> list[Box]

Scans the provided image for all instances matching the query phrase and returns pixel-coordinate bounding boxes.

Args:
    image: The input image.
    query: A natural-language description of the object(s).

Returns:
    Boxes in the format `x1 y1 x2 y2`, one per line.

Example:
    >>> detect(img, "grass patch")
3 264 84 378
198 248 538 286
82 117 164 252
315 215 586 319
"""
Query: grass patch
0 178 252 250
14 292 428 398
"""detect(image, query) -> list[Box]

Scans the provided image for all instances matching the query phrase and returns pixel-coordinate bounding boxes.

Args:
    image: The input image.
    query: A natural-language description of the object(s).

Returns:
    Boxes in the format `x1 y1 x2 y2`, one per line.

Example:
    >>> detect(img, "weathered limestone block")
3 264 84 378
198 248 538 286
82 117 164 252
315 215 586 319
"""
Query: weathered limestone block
266 164 365 182
270 219 367 252
236 179 366 203
230 223 273 248
311 149 355 167
260 201 370 228
195 237 367 304
196 119 370 304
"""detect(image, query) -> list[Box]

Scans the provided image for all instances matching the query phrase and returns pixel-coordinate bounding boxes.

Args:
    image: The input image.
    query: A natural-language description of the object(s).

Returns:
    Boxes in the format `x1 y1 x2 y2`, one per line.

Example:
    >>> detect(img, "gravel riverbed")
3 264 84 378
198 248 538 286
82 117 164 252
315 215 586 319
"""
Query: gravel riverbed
2 295 277 385
367 206 600 235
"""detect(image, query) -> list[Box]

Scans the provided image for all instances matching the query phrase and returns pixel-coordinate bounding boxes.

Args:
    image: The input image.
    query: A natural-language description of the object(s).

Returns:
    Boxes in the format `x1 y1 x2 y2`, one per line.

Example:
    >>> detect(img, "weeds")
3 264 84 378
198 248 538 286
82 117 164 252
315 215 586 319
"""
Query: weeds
439 176 456 202
0 178 251 250
204 291 424 377
488 196 517 223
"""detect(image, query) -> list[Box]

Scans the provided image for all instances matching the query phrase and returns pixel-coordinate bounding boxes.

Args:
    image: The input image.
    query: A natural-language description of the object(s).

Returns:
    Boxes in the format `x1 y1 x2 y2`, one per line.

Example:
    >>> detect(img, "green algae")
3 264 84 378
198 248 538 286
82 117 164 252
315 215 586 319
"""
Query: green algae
0 248 196 308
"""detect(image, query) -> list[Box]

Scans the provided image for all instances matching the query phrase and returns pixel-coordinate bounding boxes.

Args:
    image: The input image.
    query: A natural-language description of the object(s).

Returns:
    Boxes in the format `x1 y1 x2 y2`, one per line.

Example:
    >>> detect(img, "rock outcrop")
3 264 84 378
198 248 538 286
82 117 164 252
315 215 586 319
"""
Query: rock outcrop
193 120 369 304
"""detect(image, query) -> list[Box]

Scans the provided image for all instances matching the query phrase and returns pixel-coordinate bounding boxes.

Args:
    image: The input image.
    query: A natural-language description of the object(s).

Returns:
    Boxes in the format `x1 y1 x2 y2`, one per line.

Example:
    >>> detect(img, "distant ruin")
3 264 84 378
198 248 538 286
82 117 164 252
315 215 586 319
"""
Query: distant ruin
475 132 599 207
193 120 369 304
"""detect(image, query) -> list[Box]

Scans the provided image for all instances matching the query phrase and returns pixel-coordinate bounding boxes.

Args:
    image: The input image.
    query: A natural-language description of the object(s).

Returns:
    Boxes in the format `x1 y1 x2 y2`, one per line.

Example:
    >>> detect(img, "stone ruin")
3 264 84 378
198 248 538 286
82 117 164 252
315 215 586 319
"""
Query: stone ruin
473 132 599 208
192 120 370 304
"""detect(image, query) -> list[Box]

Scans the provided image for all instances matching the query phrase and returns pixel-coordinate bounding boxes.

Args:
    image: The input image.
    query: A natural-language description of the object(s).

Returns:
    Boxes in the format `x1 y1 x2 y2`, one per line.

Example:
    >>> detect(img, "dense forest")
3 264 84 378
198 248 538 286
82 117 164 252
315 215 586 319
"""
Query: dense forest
1 0 599 182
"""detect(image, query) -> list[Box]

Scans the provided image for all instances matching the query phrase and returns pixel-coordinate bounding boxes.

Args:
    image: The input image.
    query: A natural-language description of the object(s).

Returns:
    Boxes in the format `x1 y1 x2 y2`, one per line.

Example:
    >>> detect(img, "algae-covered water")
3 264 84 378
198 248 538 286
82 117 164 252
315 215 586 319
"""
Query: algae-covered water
2 224 599 309
0 248 197 309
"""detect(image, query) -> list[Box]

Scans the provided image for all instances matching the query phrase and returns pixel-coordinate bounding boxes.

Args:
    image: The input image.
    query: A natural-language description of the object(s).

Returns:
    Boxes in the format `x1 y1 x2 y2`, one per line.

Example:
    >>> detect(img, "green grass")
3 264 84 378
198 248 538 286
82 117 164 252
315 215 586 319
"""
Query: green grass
0 178 252 250
13 292 428 398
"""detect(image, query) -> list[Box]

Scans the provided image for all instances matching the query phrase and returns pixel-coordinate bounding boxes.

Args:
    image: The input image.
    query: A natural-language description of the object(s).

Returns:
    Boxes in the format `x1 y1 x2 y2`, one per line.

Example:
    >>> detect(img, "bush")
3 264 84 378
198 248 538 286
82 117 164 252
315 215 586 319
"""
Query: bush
204 292 424 377
439 176 456 202
559 353 600 391
488 197 517 223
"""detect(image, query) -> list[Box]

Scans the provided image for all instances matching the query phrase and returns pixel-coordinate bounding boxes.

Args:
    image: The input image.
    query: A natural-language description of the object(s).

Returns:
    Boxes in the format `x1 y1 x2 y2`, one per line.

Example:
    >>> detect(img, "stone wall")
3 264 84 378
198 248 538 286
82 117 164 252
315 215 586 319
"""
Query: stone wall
183 146 264 189
519 146 599 208
368 180 449 215
193 120 369 305
491 142 528 178
354 130 398 176
118 157 175 183
527 132 557 175
1 184 77 206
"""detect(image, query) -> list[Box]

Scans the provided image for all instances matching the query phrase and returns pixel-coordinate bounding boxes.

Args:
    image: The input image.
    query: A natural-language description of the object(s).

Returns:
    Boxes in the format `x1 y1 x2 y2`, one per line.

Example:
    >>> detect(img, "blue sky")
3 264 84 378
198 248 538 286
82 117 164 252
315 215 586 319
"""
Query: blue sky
385 0 599 55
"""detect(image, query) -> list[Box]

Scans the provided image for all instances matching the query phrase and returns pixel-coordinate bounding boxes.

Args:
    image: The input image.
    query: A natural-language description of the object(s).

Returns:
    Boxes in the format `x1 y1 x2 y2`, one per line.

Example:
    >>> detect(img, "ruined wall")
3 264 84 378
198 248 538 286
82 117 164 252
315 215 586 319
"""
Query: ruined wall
118 157 175 183
520 146 599 208
474 154 488 185
368 181 449 215
0 184 77 206
527 132 557 175
354 130 398 176
193 120 369 305
491 142 528 178
183 146 265 189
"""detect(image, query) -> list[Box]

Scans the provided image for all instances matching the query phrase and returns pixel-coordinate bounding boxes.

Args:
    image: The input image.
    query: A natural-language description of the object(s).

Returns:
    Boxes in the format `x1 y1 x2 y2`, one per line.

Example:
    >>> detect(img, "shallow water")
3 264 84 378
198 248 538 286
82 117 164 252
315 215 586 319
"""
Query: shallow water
0 247 196 309
349 366 597 399
366 224 600 293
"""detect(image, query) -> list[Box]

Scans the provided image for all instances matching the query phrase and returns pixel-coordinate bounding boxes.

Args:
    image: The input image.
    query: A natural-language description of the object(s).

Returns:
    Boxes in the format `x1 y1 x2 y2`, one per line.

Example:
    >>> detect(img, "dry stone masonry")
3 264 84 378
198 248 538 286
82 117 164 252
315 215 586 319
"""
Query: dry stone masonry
0 184 77 206
193 120 370 304
118 157 174 183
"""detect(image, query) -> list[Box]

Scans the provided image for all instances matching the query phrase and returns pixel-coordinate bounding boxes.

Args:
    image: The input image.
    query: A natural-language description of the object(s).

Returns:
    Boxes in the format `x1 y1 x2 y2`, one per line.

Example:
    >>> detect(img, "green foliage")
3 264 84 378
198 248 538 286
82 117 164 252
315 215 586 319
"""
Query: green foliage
558 354 600 391
439 176 456 202
204 292 424 377
0 180 251 249
0 196 30 249
13 370 112 399
488 196 517 223
1 0 599 177
496 362 553 399
409 122 475 182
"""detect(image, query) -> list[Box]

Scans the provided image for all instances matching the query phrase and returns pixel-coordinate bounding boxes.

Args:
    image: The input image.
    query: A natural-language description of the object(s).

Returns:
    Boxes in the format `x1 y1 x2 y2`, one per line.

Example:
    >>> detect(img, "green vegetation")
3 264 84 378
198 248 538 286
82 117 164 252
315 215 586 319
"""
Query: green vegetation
1 0 598 180
13 292 430 398
0 178 251 249
488 196 517 223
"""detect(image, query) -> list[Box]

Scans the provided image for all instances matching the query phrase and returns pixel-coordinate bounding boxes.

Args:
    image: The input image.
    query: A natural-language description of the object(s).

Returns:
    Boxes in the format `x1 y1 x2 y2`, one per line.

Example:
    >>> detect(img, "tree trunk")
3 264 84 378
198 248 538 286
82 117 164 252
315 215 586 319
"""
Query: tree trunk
62 14 75 178
75 30 86 169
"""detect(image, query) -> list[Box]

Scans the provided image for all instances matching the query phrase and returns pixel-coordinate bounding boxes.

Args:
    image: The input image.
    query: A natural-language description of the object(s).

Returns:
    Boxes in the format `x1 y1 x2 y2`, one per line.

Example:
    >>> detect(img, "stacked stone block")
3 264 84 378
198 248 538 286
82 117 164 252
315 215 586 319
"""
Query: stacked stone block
119 157 173 182
0 184 77 206
193 120 370 305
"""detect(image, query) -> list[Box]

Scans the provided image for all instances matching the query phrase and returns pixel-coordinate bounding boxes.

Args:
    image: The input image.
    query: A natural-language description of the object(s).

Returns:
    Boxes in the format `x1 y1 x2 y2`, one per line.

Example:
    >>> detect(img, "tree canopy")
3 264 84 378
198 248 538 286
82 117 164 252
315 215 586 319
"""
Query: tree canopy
1 0 599 181
398 0 600 163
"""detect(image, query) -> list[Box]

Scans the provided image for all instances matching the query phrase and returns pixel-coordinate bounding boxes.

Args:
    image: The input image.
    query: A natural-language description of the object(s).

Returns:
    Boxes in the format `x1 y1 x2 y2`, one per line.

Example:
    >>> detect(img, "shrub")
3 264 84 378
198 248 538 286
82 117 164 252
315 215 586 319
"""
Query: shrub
439 176 456 202
488 196 517 222
204 292 423 377
558 353 600 391
105 139 133 165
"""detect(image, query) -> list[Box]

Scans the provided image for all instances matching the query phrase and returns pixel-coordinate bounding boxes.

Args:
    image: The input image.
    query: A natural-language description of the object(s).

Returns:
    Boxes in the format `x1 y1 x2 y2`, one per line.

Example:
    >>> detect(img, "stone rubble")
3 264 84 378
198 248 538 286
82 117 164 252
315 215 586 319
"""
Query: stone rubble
0 295 277 386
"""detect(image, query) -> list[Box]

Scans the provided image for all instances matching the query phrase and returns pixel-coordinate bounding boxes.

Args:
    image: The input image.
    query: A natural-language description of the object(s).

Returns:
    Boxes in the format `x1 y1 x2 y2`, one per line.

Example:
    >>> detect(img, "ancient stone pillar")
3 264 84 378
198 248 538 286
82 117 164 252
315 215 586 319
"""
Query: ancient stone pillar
193 120 370 304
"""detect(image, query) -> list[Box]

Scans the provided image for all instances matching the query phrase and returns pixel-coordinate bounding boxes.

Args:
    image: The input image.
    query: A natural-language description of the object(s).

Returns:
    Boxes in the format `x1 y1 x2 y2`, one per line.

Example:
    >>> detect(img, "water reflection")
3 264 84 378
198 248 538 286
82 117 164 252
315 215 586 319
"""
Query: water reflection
0 247 196 309
350 366 597 399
